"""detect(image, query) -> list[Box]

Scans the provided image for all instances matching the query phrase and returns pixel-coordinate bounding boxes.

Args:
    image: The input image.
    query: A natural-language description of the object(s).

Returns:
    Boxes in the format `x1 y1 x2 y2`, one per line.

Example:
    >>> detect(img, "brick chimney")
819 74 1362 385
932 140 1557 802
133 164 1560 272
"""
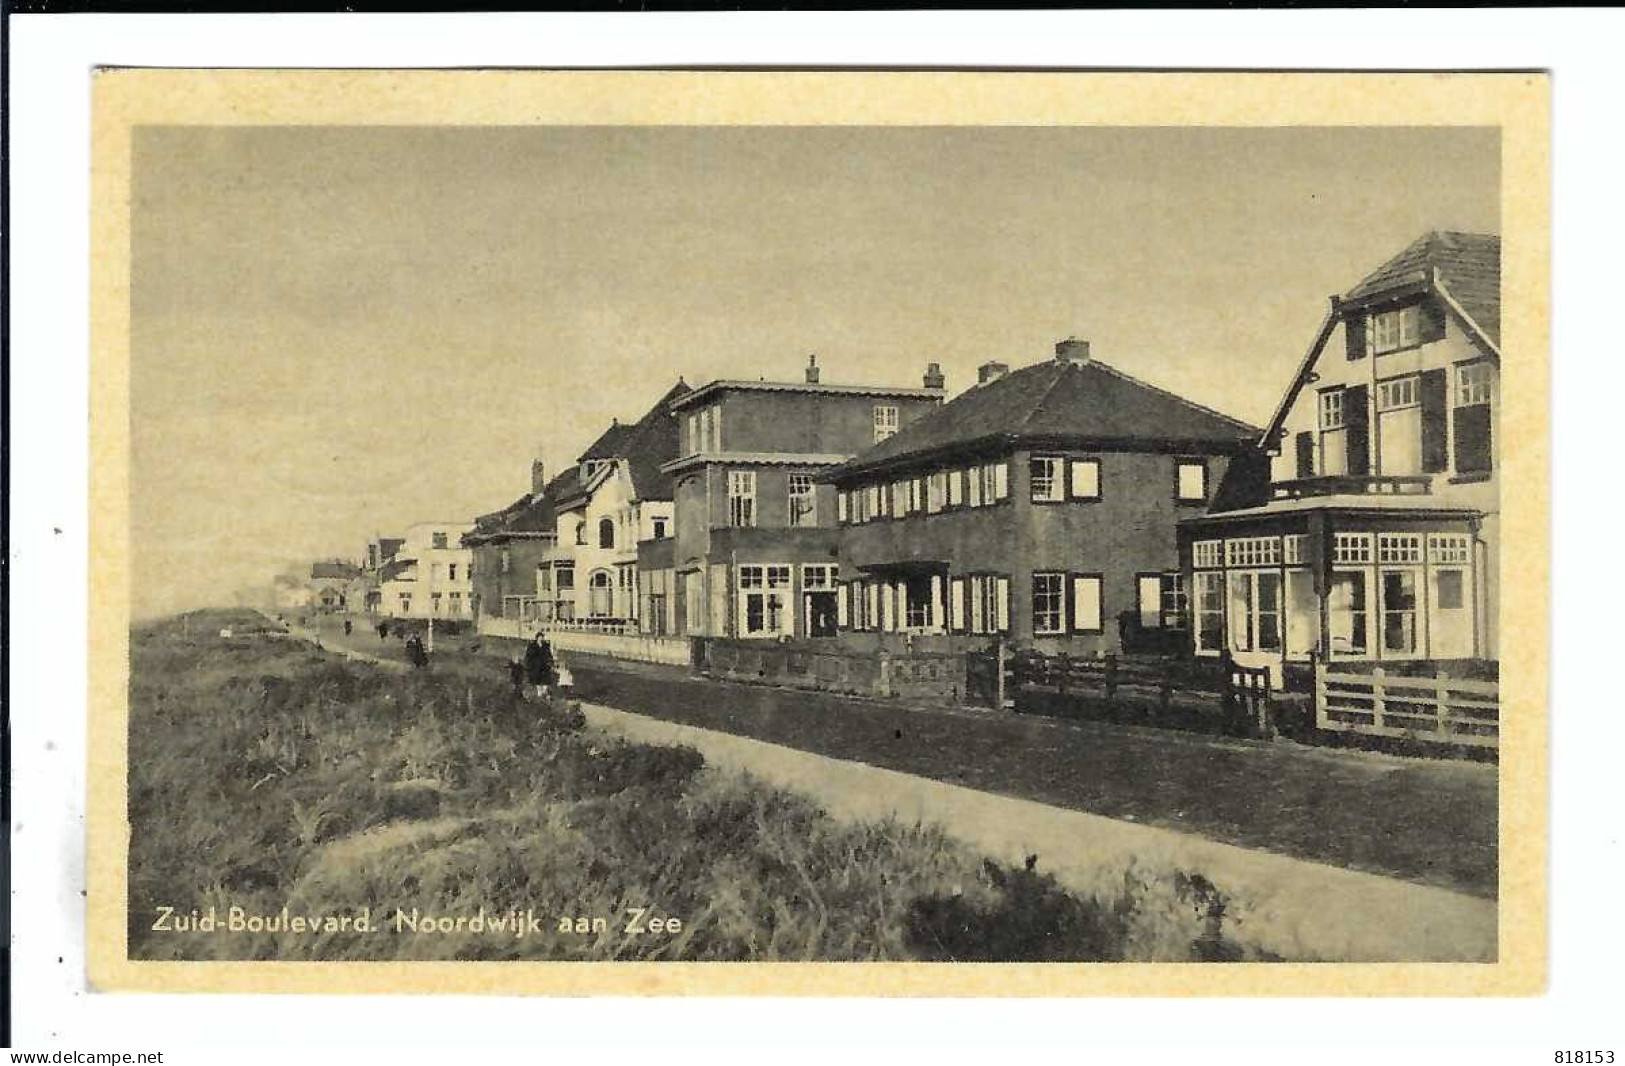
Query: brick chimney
1055 336 1091 363
531 459 546 496
977 361 1010 385
805 354 820 385
923 362 945 390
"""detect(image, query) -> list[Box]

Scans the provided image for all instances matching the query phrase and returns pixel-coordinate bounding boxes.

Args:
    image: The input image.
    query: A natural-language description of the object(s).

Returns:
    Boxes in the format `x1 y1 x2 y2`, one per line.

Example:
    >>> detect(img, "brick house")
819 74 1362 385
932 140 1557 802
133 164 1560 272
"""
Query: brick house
462 459 564 624
538 381 689 624
827 339 1261 654
1178 231 1501 674
642 356 945 639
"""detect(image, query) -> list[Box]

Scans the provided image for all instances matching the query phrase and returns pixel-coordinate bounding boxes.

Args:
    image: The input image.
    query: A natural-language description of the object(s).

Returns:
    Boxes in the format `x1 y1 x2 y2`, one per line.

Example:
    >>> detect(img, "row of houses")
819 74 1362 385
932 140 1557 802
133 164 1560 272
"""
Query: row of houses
372 231 1504 677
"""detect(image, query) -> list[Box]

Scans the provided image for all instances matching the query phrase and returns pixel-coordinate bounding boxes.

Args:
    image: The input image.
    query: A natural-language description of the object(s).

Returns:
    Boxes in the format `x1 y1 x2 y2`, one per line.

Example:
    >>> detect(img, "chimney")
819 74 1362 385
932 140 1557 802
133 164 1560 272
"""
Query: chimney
1055 336 1091 363
531 458 546 496
923 362 945 390
977 361 1010 385
805 354 820 384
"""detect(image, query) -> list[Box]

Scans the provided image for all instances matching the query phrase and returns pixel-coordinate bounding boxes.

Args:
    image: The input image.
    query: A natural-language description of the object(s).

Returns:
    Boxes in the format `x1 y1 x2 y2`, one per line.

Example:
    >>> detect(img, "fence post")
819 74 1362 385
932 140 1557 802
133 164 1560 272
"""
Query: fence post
1370 666 1386 731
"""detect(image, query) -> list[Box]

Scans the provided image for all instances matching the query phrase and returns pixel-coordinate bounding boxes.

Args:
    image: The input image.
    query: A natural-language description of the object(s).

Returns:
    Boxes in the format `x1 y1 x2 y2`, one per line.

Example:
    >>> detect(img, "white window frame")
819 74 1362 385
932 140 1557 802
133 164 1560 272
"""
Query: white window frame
1032 572 1066 635
947 468 965 507
873 404 899 443
788 473 817 528
1030 455 1065 503
1372 306 1420 355
1332 533 1373 565
1456 362 1492 407
1193 540 1224 570
738 563 793 638
1376 374 1420 413
727 470 756 528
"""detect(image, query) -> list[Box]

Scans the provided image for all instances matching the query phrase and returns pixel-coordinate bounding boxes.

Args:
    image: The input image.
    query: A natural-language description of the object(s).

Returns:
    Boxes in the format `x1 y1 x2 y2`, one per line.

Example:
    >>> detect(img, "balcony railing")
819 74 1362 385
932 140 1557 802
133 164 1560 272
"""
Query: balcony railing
1270 475 1434 500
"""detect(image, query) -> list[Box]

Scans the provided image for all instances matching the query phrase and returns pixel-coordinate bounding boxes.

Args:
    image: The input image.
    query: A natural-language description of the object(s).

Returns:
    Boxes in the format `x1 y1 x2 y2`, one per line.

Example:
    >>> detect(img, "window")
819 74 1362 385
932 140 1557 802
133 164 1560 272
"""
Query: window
1138 573 1187 629
950 578 967 632
947 469 964 507
739 564 792 637
1457 362 1492 407
966 575 1009 635
588 570 613 617
1282 534 1307 566
652 518 668 540
802 565 840 638
449 591 462 612
1371 306 1420 355
927 471 946 514
432 532 448 549
788 473 817 527
967 466 983 507
1194 572 1224 654
909 477 924 513
837 491 850 524
1071 575 1103 633
398 594 412 614
1033 573 1066 635
1225 536 1281 567
873 405 899 443
598 518 615 549
500 548 511 574
1435 569 1465 611
709 407 722 452
977 461 1008 503
555 563 575 591
1070 458 1100 500
890 480 909 518
1381 570 1418 654
687 413 700 456
1193 540 1224 569
1227 572 1281 653
1327 571 1368 656
1376 376 1419 412
1319 388 1349 476
537 565 552 592
448 563 458 581
1428 533 1471 565
727 470 756 527
1176 460 1208 503
1332 533 1372 564
1376 375 1423 474
1377 533 1423 564
431 592 444 615
1030 456 1065 502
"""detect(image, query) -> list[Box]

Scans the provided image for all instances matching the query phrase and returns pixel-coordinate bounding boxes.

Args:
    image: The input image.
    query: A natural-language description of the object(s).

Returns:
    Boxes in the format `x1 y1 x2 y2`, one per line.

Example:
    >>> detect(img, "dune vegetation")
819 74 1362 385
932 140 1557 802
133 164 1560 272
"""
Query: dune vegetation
127 609 1277 962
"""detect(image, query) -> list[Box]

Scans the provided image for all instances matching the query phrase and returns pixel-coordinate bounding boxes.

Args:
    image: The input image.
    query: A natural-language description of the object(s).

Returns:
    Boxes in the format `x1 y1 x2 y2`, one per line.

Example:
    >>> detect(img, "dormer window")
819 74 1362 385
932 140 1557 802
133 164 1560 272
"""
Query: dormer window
873 405 899 443
432 532 448 550
1371 306 1420 355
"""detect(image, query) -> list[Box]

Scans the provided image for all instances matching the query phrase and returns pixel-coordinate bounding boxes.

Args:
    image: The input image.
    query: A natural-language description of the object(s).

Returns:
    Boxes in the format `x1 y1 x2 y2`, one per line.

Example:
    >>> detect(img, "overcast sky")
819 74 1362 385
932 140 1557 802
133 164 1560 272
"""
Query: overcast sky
130 125 1498 618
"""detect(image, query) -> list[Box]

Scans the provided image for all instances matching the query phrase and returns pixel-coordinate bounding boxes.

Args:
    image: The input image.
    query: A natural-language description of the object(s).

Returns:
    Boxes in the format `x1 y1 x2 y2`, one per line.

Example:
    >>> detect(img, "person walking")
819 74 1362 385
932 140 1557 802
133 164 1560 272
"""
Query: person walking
343 619 353 637
377 621 389 641
523 631 556 700
405 631 429 670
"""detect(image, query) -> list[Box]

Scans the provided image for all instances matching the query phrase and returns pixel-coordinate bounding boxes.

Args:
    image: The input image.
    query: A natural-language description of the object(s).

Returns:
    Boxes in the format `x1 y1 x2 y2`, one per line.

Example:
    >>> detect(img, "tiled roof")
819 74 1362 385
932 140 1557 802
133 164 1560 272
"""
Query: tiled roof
831 357 1258 480
566 380 691 503
1345 230 1500 346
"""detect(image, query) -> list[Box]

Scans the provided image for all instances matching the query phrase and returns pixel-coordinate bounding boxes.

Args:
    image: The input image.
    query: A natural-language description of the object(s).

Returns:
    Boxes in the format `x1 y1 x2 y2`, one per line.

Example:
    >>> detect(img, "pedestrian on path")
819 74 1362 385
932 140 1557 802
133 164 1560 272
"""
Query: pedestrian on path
405 632 429 670
377 621 389 641
523 631 556 700
344 619 353 636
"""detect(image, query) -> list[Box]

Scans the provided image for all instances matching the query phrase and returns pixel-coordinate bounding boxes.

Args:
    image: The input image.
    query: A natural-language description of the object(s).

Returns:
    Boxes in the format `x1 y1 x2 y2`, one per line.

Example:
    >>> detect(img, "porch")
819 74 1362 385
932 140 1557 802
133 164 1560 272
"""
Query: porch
1178 494 1490 681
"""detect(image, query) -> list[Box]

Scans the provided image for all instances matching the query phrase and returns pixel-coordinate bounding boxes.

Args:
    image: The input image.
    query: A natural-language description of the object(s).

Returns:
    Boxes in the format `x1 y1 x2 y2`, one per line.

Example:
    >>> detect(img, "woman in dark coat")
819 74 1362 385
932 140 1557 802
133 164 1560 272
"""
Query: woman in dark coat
523 633 555 699
405 632 429 669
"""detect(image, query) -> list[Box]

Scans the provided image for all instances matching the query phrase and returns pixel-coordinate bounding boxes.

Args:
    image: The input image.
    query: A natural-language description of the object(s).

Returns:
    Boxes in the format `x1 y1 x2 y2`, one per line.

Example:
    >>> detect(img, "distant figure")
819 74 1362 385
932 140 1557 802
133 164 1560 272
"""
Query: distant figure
377 621 389 641
523 632 556 699
508 658 526 699
343 619 353 636
405 632 429 670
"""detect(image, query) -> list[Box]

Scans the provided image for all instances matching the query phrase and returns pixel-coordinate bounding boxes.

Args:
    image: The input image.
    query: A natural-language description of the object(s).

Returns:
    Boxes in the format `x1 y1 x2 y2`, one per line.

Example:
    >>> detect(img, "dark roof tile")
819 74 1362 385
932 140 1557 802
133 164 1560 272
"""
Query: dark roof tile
1345 230 1500 346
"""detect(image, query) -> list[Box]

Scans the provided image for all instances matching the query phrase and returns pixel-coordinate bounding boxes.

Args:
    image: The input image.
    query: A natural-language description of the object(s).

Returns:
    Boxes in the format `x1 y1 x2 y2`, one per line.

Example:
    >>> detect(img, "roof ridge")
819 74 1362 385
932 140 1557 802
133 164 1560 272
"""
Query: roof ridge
1088 359 1261 434
1014 361 1071 436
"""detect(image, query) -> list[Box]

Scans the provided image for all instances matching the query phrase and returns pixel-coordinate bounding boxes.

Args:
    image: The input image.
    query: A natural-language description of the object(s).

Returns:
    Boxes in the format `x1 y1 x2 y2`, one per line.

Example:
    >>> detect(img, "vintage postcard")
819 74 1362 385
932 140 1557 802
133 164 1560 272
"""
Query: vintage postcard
87 69 1549 995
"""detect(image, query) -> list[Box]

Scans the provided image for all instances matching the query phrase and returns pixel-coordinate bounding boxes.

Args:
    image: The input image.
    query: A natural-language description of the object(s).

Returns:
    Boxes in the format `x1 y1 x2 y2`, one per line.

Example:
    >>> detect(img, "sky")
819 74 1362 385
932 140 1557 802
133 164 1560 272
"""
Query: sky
130 125 1498 619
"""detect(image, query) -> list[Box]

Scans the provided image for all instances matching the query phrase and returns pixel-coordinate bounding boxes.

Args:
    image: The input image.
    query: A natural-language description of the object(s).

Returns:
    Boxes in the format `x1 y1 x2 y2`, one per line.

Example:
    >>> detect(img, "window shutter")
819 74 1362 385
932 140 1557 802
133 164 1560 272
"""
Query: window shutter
950 578 966 633
993 462 1009 501
1072 576 1103 632
1137 576 1162 629
1419 297 1447 344
1294 430 1315 478
837 583 849 628
866 583 878 631
1420 367 1449 473
1344 384 1370 475
1344 313 1367 360
1453 403 1493 475
837 491 848 523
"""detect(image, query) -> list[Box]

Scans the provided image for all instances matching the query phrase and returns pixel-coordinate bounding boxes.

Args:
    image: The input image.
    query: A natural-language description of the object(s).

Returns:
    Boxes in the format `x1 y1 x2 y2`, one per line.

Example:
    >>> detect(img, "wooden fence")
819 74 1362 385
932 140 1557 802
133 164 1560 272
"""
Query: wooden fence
967 646 1278 738
1314 663 1500 748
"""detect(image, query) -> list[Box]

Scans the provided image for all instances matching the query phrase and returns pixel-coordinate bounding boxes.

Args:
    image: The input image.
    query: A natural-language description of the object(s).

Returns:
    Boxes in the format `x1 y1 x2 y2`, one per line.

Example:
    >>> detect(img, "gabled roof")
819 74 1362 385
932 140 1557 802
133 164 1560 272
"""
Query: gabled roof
1261 231 1501 446
830 357 1258 481
565 380 691 503
311 561 362 580
1345 230 1500 346
466 467 578 543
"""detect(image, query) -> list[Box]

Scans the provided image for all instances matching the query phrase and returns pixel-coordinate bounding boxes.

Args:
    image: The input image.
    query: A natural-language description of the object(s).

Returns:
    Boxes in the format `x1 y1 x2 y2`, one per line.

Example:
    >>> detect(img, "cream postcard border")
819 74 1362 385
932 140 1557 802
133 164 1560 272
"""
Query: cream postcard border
87 69 1550 997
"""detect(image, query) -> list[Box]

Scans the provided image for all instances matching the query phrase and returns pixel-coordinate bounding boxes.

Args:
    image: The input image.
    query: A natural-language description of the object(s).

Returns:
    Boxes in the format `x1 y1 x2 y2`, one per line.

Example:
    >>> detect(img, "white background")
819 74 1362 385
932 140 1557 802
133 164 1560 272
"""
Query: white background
7 9 1621 1058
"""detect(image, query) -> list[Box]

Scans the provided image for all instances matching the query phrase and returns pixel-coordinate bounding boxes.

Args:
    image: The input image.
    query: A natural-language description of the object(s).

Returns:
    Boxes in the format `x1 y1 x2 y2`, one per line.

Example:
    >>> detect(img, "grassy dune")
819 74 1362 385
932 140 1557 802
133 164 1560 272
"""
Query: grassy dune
128 609 1279 962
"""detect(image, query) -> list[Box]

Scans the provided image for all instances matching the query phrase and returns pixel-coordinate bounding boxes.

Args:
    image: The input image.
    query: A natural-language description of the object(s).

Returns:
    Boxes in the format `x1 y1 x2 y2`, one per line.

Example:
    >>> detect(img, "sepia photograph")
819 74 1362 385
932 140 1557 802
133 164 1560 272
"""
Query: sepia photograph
82 69 1549 995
